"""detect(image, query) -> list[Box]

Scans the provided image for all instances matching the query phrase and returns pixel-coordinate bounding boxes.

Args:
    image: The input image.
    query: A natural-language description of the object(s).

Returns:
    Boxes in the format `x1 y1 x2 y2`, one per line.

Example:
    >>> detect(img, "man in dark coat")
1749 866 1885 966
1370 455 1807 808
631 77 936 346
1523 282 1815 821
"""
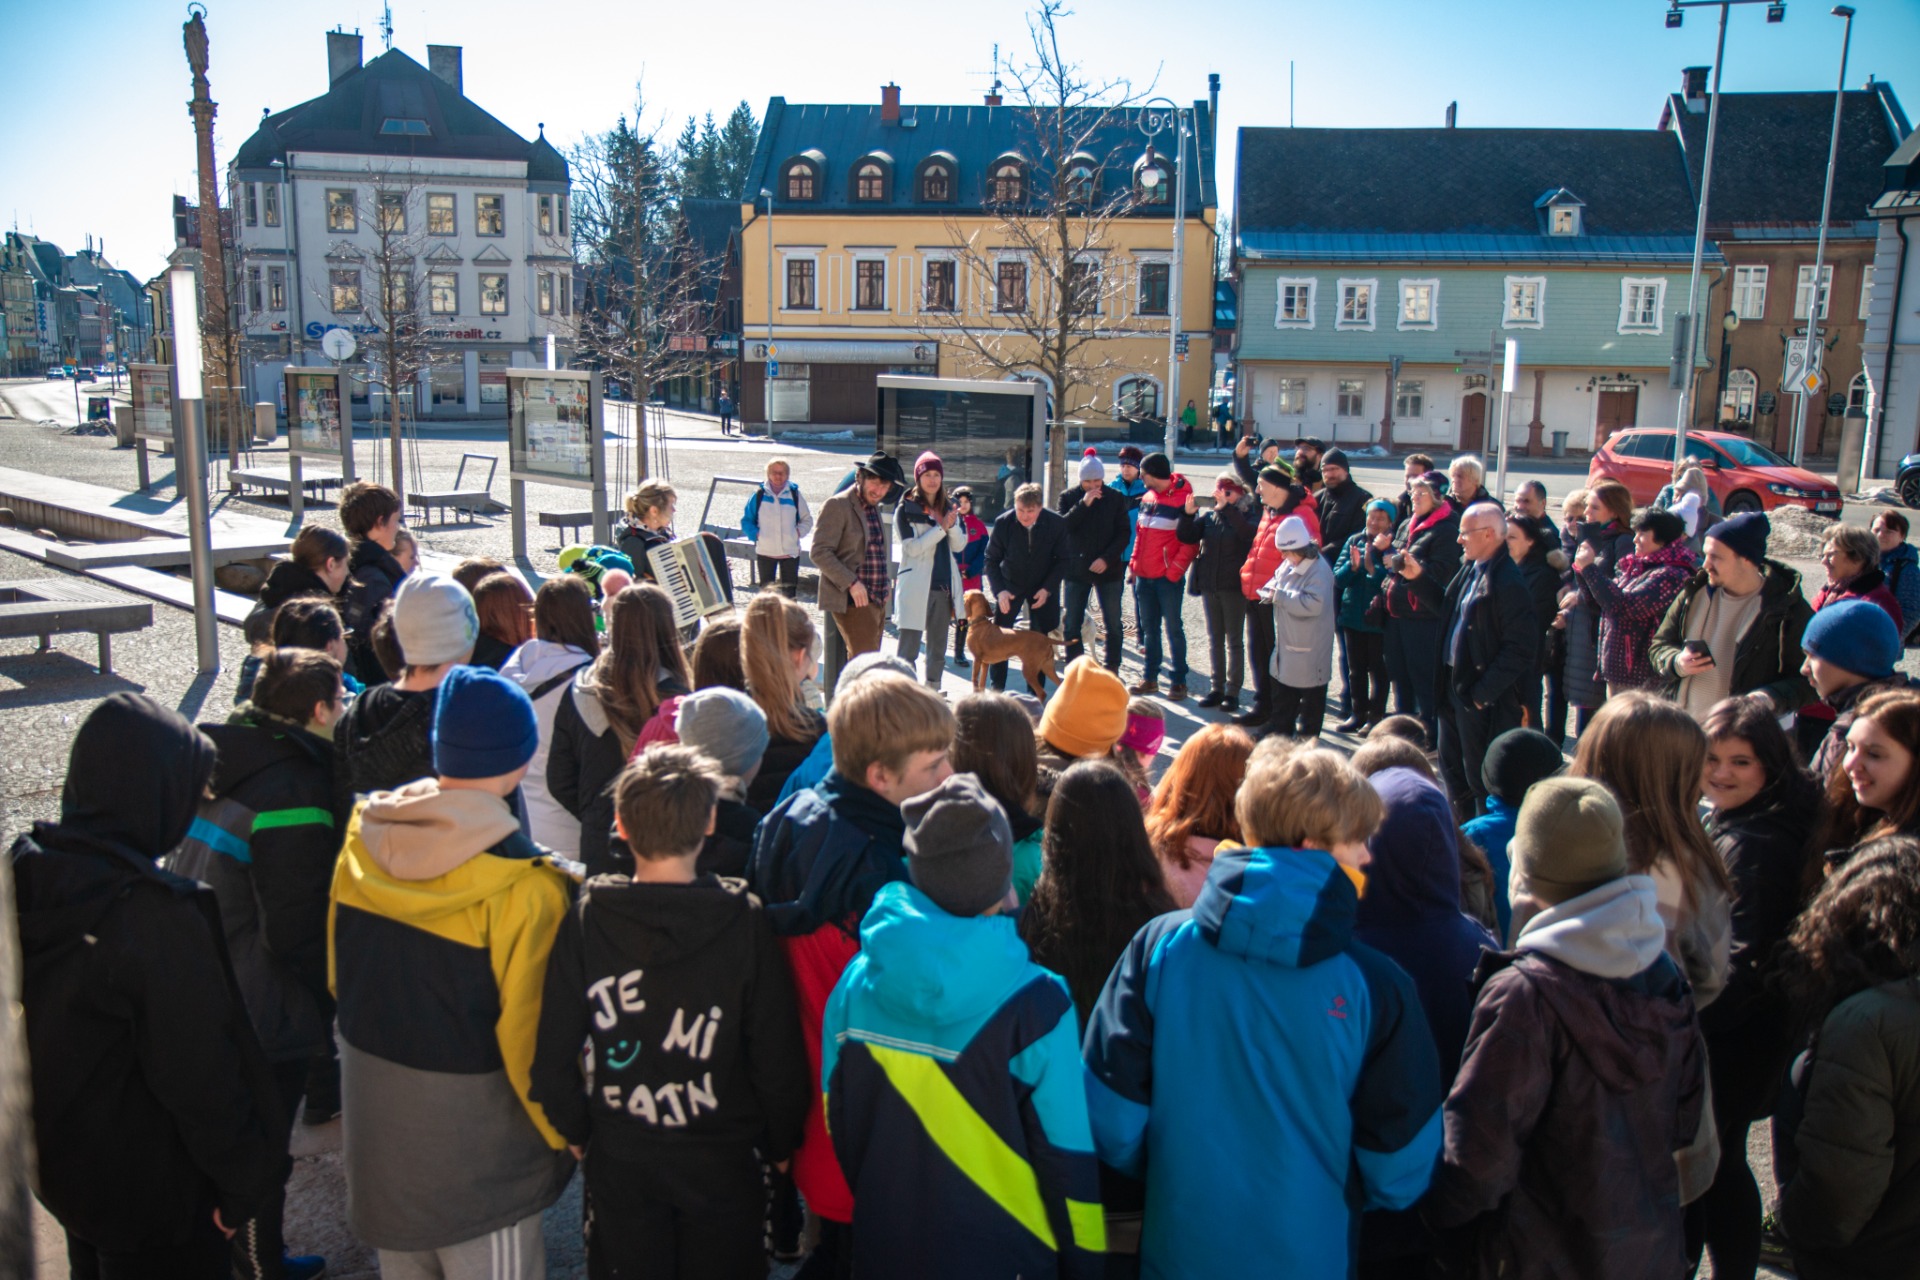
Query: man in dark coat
1436 503 1540 820
13 694 280 1277
984 482 1070 692
1057 450 1132 671
1316 449 1374 722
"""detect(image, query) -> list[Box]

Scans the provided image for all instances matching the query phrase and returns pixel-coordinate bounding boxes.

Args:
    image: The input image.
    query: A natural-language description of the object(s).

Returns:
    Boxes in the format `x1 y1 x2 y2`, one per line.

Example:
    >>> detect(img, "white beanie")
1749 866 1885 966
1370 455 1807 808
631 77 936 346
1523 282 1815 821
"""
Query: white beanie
1079 448 1105 483
1274 516 1313 550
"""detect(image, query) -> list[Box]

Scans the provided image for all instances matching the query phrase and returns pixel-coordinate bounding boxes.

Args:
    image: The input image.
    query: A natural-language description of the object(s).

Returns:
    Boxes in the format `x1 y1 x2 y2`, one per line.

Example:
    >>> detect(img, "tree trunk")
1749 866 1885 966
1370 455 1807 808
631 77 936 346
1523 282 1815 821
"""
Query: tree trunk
389 381 405 512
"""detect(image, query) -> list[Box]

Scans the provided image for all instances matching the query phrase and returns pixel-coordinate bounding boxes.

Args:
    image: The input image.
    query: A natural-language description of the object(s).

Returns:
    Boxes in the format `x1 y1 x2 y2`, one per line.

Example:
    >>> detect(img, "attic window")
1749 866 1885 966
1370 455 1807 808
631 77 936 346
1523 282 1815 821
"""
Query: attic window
919 161 952 202
783 159 818 202
380 118 431 136
1550 206 1581 236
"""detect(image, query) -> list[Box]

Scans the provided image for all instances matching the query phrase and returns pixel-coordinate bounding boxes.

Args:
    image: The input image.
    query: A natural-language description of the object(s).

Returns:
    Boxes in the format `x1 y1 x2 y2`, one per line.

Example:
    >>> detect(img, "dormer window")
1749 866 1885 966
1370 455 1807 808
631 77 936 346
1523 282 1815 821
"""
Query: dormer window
990 157 1027 204
1536 187 1586 237
782 154 823 202
1065 155 1097 204
917 155 955 202
1551 206 1580 236
1134 156 1172 205
852 153 893 203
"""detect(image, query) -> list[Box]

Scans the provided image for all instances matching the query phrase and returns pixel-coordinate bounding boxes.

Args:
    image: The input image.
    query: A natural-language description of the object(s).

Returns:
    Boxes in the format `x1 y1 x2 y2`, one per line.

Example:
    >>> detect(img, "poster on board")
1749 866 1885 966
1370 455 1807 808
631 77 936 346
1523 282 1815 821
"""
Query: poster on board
128 364 175 443
287 372 341 457
507 371 600 487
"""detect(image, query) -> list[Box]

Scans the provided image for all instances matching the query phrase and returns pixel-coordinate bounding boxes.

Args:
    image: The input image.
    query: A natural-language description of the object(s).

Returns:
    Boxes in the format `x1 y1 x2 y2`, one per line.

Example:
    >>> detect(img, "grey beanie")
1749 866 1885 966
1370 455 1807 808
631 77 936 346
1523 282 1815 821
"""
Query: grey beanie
392 572 478 667
839 652 917 688
675 688 770 778
902 772 1014 917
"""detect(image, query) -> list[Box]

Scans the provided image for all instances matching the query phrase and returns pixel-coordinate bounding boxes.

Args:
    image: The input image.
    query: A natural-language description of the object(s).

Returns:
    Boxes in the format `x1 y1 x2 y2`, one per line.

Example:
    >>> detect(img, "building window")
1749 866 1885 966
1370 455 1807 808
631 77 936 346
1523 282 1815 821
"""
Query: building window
855 163 887 201
329 268 360 314
429 271 458 315
379 118 430 136
1067 259 1101 314
267 266 285 311
246 266 262 312
479 273 508 315
1337 378 1366 418
244 184 258 227
1336 278 1377 330
785 163 815 201
924 259 956 312
1722 368 1757 424
1395 379 1425 420
1138 262 1170 316
1066 162 1096 204
1274 377 1308 415
1860 264 1877 320
1619 277 1665 333
1398 279 1437 329
990 160 1025 203
1550 206 1580 236
475 194 504 237
1732 264 1767 319
1135 162 1171 205
538 272 555 316
1275 277 1316 328
855 260 887 311
538 195 555 235
376 191 406 234
1116 377 1160 420
920 162 952 202
427 194 455 236
558 199 568 237
1504 275 1545 328
560 273 572 316
262 183 281 227
1795 264 1832 320
325 189 356 233
1849 371 1870 413
996 259 1027 312
785 259 816 310
381 272 412 315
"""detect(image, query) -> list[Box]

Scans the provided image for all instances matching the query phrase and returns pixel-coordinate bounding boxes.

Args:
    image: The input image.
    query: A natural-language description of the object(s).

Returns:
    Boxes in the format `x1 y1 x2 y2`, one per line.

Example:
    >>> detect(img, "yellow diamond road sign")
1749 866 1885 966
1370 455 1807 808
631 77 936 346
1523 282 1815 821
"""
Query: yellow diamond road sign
1802 372 1822 392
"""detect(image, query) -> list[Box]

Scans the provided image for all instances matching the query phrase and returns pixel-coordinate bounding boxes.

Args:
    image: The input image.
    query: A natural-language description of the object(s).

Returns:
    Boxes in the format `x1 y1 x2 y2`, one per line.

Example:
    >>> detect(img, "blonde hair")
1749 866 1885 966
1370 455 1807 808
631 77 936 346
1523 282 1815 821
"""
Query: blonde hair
765 457 791 478
624 479 677 524
828 675 953 781
1561 488 1590 521
742 592 818 742
1237 746 1383 851
1676 466 1712 502
1572 691 1732 898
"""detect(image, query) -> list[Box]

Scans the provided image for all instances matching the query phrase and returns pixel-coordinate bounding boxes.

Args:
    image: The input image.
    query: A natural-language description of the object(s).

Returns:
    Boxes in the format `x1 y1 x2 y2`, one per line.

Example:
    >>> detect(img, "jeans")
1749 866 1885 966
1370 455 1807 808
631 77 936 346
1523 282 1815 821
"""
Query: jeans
895 589 953 689
1062 578 1124 671
1334 626 1355 716
1245 602 1275 711
756 554 800 598
1342 628 1389 724
1384 616 1441 741
1202 589 1247 699
1134 576 1188 686
990 594 1062 692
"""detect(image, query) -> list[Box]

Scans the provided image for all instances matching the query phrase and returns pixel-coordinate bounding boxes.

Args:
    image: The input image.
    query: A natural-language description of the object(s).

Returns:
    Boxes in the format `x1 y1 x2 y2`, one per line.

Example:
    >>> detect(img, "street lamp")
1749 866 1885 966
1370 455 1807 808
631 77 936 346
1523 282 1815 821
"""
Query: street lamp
1139 98 1189 460
1789 3 1855 468
1716 308 1740 423
1665 0 1786 479
760 187 774 433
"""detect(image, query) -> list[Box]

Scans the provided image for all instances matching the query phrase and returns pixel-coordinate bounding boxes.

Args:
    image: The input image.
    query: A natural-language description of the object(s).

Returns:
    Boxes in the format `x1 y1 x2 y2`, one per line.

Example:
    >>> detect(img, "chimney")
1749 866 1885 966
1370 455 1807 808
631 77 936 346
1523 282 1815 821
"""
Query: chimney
985 88 1002 106
428 44 463 94
881 83 901 124
1445 101 1457 128
1209 73 1220 123
1682 66 1710 112
327 29 362 86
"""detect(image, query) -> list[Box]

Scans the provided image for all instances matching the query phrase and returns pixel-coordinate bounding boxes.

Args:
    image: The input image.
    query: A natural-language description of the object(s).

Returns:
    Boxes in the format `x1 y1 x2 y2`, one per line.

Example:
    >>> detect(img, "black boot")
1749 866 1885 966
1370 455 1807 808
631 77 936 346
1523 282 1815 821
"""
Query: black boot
1232 702 1269 728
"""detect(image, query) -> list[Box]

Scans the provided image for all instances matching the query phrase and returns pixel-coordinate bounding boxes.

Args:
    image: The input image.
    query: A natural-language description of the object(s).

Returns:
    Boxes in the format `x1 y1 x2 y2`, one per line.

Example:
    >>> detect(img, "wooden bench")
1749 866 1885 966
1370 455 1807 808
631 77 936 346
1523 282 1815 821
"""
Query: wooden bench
409 453 498 526
0 577 154 675
230 465 345 501
539 510 595 547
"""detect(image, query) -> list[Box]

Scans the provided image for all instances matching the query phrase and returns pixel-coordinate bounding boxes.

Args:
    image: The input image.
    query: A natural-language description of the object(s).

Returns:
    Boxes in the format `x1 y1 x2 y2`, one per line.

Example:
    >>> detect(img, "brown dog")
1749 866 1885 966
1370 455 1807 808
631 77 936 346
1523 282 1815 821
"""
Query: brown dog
962 589 1063 700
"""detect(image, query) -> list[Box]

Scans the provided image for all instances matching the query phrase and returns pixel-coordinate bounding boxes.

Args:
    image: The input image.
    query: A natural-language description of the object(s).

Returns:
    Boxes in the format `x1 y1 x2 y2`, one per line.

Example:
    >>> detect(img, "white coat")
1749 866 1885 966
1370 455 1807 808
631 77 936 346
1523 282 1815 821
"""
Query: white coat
893 499 967 629
497 638 595 855
1263 551 1338 689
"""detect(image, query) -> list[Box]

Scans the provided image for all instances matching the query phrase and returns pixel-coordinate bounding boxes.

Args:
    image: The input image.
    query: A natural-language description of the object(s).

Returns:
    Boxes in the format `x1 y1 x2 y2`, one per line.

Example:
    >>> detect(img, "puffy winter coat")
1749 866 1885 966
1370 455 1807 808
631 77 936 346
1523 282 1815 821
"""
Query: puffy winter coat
1380 502 1461 623
1128 475 1200 583
341 539 408 686
986 505 1070 602
333 681 436 819
1812 566 1906 634
1317 476 1374 556
499 639 597 856
1333 531 1390 632
893 498 966 628
1240 501 1290 602
1648 559 1817 713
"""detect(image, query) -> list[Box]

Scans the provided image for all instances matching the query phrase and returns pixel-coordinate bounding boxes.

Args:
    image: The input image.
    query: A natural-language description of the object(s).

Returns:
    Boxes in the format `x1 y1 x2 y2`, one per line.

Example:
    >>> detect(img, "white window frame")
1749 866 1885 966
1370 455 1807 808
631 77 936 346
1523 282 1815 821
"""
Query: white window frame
1549 206 1581 236
1732 264 1767 320
328 268 360 314
1618 277 1666 335
325 189 357 233
475 193 505 238
1274 276 1317 329
1397 278 1438 330
1395 379 1425 420
478 273 508 316
1273 377 1309 416
244 184 258 227
267 265 286 311
427 193 456 237
1336 277 1378 331
1722 368 1758 424
1336 377 1367 418
852 254 889 312
781 251 820 312
262 183 281 228
1860 264 1876 321
537 271 555 316
1504 275 1545 329
1795 264 1832 321
538 194 555 236
428 270 458 316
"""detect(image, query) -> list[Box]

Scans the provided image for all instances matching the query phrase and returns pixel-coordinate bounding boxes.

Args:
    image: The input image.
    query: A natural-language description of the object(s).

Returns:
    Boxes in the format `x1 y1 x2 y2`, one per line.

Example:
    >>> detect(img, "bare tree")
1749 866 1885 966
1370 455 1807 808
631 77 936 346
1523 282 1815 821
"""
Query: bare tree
916 1 1159 492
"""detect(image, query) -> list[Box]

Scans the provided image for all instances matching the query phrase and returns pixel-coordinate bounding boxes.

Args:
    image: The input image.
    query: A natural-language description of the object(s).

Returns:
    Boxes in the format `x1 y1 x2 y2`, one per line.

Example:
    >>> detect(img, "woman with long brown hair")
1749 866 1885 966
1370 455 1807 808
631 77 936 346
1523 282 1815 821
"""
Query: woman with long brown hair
500 575 599 855
1823 687 1920 855
950 692 1044 901
1561 479 1636 737
1144 723 1253 907
468 572 534 670
740 592 826 809
1571 690 1732 1007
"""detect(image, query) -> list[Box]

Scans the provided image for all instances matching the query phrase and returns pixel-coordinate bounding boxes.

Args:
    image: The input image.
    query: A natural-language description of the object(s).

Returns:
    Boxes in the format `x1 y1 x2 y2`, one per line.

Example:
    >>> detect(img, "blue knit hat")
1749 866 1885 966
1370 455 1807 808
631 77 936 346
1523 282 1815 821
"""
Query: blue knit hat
1802 599 1902 681
1704 511 1770 566
433 666 539 780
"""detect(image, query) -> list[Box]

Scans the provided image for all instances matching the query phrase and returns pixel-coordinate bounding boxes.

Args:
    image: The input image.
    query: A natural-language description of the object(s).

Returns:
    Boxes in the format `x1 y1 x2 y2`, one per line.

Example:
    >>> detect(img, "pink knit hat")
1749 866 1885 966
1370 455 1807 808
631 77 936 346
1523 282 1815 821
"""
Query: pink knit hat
914 451 944 479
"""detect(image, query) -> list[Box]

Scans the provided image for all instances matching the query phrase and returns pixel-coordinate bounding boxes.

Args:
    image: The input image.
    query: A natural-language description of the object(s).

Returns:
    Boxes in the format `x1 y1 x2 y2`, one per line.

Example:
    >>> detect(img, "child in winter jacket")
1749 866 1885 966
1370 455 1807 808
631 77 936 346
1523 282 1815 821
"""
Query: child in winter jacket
1460 727 1566 942
824 773 1103 1279
329 667 574 1275
1424 777 1708 1280
951 486 991 666
337 480 410 686
742 458 812 598
531 745 810 1280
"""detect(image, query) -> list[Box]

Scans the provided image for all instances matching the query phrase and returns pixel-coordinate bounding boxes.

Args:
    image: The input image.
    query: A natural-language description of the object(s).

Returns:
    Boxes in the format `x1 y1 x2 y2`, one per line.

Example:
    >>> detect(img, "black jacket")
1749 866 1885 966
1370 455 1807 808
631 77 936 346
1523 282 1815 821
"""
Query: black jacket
247 560 339 647
1648 559 1817 713
1381 505 1463 623
12 694 279 1250
529 875 812 1162
334 682 437 819
549 671 693 877
1317 477 1374 557
342 539 407 686
746 712 826 813
984 506 1070 603
1057 483 1131 584
616 518 674 582
1183 494 1258 596
1437 545 1540 708
701 797 764 880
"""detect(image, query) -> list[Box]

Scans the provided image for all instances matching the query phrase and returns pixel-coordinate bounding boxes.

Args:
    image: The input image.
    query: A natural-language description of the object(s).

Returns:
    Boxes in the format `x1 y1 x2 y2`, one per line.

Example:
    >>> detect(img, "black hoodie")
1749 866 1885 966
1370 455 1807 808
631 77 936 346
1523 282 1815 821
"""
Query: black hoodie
334 681 436 817
11 694 278 1250
343 538 408 685
529 874 811 1163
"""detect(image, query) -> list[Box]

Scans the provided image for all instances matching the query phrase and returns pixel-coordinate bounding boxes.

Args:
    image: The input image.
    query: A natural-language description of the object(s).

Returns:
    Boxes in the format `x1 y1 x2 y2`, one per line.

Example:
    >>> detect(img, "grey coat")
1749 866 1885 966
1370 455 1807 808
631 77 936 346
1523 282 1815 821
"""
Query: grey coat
1265 551 1338 688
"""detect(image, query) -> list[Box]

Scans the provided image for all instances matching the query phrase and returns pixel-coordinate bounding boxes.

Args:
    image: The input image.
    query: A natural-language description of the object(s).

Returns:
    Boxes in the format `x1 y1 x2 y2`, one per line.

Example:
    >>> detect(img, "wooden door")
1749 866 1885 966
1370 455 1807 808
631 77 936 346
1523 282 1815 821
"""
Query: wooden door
1459 393 1486 453
1596 388 1639 448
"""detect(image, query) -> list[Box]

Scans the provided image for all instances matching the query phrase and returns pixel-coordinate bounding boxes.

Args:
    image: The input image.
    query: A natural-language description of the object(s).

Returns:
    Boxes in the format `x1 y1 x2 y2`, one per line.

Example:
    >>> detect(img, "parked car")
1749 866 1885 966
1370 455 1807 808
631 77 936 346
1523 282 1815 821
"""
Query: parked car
1897 452 1920 509
1588 428 1842 517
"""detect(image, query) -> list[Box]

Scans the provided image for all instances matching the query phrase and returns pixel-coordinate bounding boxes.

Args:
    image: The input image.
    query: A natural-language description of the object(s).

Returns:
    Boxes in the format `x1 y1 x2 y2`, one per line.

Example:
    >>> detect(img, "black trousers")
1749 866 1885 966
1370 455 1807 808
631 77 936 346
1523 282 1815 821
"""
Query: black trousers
1269 682 1329 739
68 1213 229 1280
1245 603 1276 711
1343 628 1390 724
230 1057 312 1280
989 594 1062 692
756 555 800 598
586 1143 766 1280
1384 617 1441 741
1438 689 1523 820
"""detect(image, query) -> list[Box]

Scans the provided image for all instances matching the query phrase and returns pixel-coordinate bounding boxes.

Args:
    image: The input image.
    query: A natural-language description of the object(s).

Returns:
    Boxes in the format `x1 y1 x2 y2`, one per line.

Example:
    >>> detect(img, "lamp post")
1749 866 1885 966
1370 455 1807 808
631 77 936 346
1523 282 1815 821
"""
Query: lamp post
1140 98 1188 460
1664 0 1787 480
760 187 774 434
169 266 220 672
1716 308 1741 424
1789 3 1855 467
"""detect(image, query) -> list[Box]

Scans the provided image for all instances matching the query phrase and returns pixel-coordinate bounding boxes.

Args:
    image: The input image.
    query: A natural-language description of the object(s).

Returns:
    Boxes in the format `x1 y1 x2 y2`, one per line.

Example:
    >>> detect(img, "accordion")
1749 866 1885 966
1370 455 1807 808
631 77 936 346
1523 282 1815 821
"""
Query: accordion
646 535 733 628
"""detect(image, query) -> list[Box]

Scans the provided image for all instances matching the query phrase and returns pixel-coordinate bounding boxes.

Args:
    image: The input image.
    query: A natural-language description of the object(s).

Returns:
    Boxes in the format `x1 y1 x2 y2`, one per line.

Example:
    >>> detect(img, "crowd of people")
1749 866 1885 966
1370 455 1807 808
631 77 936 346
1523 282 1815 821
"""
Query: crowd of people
13 436 1920 1280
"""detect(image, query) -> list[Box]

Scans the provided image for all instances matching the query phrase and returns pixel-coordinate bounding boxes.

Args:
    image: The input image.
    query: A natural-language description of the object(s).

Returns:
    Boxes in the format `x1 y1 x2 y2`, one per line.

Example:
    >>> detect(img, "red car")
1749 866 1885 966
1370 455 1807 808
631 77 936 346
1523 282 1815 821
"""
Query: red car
1587 429 1842 517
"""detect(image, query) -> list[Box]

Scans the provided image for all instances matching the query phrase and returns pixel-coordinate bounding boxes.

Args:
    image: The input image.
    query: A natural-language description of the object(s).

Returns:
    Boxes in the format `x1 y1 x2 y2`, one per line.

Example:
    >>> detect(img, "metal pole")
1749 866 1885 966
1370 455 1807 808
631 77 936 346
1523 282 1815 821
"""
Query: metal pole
1790 5 1854 467
763 188 774 433
1166 107 1187 461
1496 339 1518 503
1672 1 1732 480
171 268 219 672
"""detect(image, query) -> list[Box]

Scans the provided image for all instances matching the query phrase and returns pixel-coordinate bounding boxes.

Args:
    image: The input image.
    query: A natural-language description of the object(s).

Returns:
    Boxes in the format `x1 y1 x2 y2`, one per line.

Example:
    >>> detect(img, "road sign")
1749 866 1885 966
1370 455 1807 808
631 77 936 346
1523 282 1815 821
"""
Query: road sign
1800 369 1826 395
321 328 357 362
767 361 780 379
1175 333 1190 355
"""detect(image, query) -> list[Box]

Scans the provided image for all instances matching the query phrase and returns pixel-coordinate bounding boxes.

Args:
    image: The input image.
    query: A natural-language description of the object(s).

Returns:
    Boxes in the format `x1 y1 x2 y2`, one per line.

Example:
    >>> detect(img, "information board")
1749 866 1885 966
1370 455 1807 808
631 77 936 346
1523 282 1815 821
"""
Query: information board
507 369 603 490
128 364 176 444
285 368 351 463
876 376 1045 524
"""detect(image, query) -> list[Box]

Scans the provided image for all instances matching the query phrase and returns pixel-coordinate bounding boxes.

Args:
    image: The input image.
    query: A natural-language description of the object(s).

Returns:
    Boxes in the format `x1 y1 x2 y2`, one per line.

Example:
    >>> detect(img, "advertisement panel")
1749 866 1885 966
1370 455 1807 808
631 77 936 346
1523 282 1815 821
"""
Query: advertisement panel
128 364 175 443
507 369 601 489
283 367 354 476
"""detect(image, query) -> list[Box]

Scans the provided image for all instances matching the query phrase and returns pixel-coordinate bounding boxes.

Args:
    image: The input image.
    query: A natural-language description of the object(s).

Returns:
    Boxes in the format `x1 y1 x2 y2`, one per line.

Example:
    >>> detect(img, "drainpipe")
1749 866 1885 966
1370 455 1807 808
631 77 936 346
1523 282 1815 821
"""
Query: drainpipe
1867 214 1911 480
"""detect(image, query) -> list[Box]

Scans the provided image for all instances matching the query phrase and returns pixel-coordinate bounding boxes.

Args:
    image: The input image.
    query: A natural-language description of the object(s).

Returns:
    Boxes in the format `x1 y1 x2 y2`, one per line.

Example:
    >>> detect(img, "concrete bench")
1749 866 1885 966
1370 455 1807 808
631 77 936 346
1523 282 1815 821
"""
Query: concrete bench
539 510 595 547
44 533 292 572
84 565 254 628
0 577 153 675
409 453 498 527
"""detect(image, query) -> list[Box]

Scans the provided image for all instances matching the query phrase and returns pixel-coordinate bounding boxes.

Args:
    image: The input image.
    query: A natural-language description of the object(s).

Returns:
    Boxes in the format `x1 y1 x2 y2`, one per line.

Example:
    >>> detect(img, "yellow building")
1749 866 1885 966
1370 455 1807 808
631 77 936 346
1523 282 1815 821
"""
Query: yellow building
737 84 1218 440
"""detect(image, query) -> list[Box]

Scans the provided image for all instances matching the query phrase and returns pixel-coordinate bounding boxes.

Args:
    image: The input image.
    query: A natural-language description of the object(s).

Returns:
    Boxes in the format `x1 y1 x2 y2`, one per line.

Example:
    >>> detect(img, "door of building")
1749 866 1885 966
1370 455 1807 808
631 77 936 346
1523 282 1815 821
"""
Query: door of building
1596 388 1639 448
1459 393 1486 453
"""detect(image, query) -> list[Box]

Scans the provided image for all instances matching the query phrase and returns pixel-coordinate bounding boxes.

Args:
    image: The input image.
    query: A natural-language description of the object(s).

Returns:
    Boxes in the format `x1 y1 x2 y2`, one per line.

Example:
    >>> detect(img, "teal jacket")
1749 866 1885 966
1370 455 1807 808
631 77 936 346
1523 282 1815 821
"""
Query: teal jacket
823 882 1104 1278
1332 531 1390 633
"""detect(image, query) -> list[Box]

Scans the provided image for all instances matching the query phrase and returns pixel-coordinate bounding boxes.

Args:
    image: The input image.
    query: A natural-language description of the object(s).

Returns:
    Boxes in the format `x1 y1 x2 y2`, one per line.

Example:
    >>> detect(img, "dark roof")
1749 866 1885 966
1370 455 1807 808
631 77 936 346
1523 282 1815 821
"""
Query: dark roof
744 97 1216 214
1876 128 1920 209
681 198 740 260
232 48 564 183
1663 85 1907 227
1235 127 1702 263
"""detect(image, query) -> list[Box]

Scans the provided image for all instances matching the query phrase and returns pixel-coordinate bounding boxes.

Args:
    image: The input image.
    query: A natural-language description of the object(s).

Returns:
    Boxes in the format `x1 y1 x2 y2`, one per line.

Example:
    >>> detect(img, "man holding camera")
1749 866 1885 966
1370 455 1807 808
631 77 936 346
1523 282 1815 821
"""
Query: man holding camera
1375 471 1461 743
1436 503 1540 819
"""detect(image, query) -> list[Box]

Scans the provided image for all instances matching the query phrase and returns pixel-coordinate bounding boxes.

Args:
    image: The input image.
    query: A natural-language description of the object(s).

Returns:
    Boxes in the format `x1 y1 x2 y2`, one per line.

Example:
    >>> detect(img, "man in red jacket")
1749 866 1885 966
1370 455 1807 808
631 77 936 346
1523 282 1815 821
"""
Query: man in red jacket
1129 452 1199 700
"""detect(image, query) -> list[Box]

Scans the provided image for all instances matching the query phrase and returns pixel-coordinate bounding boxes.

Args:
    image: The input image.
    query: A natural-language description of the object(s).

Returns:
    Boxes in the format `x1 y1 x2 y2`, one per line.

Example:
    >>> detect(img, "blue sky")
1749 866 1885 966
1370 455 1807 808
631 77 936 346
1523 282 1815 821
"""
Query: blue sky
4 0 1916 280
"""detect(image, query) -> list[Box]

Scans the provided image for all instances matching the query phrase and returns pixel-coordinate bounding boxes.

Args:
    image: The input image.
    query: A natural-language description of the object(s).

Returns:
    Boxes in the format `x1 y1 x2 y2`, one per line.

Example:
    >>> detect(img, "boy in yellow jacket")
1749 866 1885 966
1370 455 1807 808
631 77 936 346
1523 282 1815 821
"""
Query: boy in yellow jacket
330 665 574 1278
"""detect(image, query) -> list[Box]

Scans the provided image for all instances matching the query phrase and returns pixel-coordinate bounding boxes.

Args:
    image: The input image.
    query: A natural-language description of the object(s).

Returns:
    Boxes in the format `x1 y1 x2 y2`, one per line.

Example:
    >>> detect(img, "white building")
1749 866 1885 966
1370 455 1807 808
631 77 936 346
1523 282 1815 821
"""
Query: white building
1865 129 1920 480
229 31 573 419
